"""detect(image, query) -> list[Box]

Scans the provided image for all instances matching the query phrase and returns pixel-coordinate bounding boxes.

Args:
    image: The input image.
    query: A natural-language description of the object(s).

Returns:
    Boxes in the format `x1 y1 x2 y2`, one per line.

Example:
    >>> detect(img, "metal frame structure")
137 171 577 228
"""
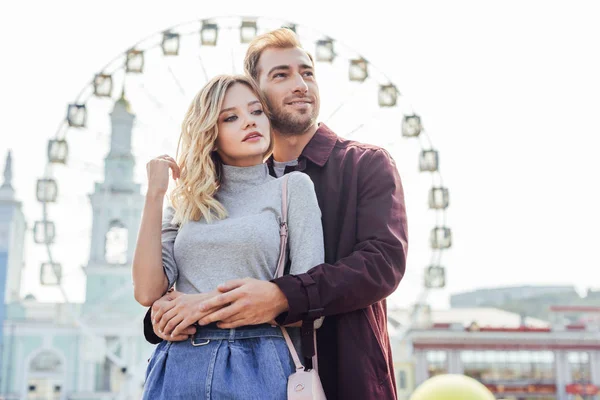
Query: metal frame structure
33 16 452 395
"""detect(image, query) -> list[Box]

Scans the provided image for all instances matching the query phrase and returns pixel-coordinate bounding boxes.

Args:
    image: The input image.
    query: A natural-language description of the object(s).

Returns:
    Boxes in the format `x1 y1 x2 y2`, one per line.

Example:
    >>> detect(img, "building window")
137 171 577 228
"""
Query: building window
568 351 591 382
30 351 63 374
426 350 448 377
95 337 126 392
461 350 555 382
27 350 64 400
105 220 128 264
397 370 407 389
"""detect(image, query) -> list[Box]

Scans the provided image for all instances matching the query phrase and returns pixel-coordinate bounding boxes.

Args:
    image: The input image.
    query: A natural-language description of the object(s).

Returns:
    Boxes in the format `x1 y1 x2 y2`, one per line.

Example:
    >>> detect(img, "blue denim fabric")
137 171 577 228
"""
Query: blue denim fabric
143 324 294 399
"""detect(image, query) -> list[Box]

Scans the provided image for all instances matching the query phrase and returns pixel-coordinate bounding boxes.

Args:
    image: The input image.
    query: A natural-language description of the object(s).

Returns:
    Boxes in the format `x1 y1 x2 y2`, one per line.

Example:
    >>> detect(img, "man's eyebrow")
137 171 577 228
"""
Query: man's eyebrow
267 64 314 76
219 100 261 114
267 65 290 76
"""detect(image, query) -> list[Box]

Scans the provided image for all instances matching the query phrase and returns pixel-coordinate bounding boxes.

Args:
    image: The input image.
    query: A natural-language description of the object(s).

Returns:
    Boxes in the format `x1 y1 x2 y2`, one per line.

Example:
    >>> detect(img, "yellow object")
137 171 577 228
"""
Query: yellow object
410 374 496 400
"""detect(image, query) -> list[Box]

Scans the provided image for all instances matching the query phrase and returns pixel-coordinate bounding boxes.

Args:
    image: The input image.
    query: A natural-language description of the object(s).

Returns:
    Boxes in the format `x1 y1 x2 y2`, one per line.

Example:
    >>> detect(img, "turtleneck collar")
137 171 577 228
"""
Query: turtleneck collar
220 163 270 191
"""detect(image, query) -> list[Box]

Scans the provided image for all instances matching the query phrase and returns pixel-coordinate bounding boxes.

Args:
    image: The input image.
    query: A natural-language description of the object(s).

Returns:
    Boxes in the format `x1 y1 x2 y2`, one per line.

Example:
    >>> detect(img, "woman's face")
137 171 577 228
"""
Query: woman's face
215 83 271 167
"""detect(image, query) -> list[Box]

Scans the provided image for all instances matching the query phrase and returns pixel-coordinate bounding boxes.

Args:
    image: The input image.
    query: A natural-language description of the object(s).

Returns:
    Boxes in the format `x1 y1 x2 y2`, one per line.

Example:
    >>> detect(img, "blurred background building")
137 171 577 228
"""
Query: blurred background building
0 97 153 400
391 304 600 400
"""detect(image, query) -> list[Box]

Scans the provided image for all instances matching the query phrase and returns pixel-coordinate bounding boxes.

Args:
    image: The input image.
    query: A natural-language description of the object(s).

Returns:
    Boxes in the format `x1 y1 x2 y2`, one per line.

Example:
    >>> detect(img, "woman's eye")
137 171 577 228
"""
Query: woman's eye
252 109 263 115
224 115 237 122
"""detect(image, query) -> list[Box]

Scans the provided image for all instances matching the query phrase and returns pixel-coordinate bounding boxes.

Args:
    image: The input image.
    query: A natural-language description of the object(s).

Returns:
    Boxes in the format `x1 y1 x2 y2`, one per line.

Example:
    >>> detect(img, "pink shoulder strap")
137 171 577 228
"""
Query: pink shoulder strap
276 174 319 372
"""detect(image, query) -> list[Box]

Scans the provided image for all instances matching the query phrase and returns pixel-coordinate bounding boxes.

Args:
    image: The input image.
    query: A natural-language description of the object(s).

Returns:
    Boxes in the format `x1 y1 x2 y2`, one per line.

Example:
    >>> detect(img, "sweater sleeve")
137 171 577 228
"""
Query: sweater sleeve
161 206 178 289
285 172 325 275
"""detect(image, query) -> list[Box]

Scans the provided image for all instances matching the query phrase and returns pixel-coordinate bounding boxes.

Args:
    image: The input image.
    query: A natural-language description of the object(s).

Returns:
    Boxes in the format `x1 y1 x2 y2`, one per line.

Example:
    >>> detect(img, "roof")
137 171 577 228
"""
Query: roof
388 307 550 330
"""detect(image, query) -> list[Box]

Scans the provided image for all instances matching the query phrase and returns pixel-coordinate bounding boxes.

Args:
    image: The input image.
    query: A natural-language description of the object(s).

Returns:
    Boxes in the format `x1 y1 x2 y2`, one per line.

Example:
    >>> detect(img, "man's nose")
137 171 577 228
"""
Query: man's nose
292 73 308 94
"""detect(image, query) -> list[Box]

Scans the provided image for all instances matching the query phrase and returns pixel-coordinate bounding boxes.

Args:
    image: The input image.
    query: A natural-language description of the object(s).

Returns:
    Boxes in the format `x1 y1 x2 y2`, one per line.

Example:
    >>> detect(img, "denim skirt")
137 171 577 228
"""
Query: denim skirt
143 323 294 399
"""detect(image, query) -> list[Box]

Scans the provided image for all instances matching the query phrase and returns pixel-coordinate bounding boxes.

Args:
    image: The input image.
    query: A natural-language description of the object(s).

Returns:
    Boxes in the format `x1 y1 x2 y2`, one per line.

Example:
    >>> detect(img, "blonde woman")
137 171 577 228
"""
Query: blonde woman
132 75 324 399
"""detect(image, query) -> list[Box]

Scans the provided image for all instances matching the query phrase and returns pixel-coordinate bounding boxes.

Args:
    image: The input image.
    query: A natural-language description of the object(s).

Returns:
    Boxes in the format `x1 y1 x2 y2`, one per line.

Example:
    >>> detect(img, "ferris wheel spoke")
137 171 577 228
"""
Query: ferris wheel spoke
324 83 370 124
166 64 189 98
197 55 210 83
137 82 180 126
345 109 384 139
231 43 237 74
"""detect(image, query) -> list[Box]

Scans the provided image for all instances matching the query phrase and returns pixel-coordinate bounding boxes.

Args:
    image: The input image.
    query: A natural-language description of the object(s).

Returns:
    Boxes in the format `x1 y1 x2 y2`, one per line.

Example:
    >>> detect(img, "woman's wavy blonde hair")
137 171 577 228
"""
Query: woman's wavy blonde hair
170 74 273 225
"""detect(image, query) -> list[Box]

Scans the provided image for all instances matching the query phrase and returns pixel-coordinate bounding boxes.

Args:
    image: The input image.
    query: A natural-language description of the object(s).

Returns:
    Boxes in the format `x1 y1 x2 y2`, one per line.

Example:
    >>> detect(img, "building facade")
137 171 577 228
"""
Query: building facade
1 95 153 400
451 286 579 308
391 306 600 400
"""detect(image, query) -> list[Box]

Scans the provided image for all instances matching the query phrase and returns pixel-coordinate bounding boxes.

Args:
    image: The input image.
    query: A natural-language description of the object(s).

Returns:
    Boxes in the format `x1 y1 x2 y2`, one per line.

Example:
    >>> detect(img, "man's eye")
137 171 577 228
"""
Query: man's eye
224 115 237 122
274 73 286 78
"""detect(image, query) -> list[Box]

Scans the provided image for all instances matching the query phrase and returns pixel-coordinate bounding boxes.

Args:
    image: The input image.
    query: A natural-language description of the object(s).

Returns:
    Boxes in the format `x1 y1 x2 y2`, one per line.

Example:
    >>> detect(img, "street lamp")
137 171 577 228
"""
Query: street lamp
429 187 450 210
419 150 438 172
36 178 58 203
315 39 335 62
93 74 112 97
378 84 397 107
67 104 86 128
282 23 296 33
349 58 368 82
161 31 180 56
402 114 422 137
430 227 452 249
34 221 55 244
126 49 144 73
48 139 68 164
201 21 218 46
40 262 62 285
240 20 257 44
424 266 446 288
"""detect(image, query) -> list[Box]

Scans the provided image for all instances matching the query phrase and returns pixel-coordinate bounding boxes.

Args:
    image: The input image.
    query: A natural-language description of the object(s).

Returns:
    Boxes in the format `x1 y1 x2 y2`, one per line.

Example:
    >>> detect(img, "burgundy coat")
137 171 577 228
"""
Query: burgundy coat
270 124 408 399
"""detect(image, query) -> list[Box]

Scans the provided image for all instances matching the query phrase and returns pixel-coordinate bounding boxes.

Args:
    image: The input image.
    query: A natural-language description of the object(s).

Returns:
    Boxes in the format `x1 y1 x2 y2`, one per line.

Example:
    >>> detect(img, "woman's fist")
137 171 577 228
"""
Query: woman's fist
146 154 180 197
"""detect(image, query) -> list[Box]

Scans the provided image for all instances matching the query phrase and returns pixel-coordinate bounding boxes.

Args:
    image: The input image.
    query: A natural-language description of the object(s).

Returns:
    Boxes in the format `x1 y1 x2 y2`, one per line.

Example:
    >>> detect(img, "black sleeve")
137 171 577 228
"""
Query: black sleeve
143 307 163 344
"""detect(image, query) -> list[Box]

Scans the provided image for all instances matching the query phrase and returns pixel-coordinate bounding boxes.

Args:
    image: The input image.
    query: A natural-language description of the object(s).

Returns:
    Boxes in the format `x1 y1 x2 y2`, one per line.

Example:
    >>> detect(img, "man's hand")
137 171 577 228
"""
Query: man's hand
152 289 223 338
197 278 289 329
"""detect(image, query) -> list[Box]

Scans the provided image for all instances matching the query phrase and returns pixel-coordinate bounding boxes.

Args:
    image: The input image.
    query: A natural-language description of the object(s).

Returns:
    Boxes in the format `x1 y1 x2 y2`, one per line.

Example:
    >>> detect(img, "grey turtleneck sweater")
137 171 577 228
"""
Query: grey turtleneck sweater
161 163 324 296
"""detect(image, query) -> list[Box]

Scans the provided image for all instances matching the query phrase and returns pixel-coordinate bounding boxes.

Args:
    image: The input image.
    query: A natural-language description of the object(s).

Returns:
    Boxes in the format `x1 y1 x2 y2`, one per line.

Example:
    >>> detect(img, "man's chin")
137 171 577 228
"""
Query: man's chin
271 110 317 135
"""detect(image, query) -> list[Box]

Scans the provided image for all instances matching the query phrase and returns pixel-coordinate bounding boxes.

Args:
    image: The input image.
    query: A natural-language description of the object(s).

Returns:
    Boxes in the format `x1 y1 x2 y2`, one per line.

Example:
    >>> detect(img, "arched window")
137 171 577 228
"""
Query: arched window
105 220 128 264
26 350 64 400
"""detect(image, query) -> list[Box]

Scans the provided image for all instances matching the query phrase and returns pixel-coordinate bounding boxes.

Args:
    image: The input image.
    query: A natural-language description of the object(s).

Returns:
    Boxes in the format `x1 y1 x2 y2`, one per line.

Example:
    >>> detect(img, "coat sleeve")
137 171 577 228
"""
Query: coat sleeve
273 149 408 324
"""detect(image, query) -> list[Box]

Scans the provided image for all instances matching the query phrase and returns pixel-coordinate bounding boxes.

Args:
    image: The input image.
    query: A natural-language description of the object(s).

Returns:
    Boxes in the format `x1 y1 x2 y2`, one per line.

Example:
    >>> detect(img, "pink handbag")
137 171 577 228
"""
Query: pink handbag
276 174 327 400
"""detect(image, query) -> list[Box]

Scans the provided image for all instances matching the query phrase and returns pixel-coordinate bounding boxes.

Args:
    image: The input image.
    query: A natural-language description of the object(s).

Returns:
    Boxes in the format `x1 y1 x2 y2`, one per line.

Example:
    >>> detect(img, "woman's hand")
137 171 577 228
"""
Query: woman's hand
151 290 195 341
154 290 222 338
146 154 180 198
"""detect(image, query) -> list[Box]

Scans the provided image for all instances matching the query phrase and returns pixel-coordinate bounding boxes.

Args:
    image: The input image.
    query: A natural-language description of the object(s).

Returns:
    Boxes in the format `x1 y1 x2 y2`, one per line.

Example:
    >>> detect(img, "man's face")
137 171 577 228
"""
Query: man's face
257 47 320 136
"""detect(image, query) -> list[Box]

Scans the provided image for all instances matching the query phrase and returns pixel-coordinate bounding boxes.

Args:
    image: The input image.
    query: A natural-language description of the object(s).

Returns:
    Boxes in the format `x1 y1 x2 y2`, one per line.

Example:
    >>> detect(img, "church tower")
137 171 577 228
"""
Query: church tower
0 150 26 304
84 93 145 313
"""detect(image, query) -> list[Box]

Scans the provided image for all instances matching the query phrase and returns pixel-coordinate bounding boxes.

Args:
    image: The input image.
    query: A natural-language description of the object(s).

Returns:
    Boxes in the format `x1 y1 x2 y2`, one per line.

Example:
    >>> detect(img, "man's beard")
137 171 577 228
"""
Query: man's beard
267 98 317 136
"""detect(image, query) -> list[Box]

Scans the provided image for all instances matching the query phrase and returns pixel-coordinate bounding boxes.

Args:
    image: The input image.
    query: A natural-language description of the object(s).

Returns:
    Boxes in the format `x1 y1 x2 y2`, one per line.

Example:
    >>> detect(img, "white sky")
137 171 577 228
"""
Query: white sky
0 0 599 310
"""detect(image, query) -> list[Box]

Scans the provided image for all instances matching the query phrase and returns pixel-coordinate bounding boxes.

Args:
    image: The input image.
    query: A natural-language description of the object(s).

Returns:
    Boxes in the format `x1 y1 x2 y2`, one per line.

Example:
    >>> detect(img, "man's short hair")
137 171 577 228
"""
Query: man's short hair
244 28 314 81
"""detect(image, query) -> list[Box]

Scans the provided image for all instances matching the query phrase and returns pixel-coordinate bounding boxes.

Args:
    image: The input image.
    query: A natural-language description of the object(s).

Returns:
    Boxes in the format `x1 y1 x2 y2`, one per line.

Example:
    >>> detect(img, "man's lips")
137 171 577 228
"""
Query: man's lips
286 99 313 105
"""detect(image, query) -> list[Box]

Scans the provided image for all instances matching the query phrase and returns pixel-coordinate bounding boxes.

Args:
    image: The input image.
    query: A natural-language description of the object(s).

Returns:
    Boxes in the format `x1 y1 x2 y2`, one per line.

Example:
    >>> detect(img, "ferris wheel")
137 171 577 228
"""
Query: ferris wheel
32 14 451 390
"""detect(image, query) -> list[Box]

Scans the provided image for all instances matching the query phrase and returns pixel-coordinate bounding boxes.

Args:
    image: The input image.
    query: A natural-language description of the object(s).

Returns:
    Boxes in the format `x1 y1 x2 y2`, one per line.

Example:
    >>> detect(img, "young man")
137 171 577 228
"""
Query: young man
146 29 408 399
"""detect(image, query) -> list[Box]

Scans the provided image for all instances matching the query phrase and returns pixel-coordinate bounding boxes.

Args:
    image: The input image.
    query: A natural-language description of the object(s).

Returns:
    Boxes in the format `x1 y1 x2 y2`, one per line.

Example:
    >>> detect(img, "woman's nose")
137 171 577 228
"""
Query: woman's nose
243 114 258 129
